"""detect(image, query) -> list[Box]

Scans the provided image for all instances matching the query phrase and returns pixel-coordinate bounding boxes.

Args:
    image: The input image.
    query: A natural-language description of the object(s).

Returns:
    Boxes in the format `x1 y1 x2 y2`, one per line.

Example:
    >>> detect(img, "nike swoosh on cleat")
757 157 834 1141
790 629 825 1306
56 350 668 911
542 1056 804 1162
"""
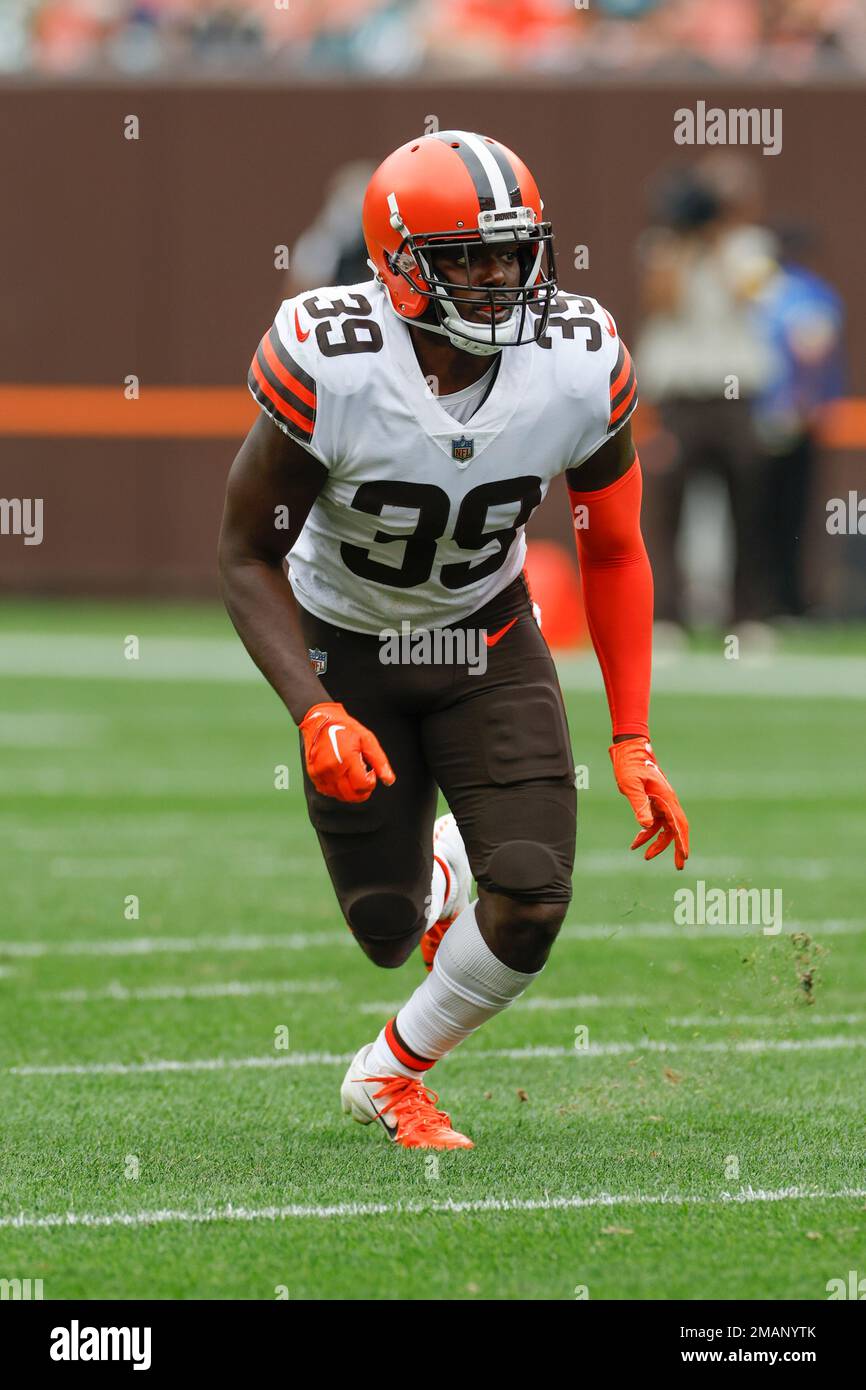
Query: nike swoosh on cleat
294 306 310 342
359 1079 397 1138
483 617 519 648
379 1112 397 1140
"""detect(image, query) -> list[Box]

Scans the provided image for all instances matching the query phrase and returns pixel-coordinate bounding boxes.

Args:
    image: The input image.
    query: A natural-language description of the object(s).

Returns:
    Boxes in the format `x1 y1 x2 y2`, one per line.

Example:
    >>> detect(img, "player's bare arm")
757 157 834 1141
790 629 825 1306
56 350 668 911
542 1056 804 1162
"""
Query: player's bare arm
218 412 331 722
565 409 635 495
219 414 396 801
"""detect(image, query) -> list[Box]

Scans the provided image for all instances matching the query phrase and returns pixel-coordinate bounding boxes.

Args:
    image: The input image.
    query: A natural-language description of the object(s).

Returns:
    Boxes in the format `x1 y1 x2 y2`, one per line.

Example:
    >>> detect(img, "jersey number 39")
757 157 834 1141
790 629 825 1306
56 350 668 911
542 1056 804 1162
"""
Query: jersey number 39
341 476 542 590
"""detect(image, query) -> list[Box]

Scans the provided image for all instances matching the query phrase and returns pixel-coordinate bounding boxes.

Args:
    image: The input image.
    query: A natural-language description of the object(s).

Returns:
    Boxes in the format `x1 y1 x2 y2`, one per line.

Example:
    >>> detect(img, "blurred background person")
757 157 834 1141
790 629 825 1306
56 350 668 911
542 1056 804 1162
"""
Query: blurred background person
633 156 777 631
284 159 376 299
754 221 846 619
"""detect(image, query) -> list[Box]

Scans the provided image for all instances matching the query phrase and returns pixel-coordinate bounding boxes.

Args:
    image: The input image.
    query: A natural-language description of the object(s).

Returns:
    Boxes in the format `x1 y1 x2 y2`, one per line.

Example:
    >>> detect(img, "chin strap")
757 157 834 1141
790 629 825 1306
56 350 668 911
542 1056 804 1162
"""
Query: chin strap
374 264 527 355
418 314 506 356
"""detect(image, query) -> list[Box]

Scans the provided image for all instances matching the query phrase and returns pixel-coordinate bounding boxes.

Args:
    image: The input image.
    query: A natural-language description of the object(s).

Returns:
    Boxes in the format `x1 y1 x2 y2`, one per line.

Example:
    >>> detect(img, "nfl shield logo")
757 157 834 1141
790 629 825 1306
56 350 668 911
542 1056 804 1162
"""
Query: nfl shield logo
308 647 328 675
451 435 474 463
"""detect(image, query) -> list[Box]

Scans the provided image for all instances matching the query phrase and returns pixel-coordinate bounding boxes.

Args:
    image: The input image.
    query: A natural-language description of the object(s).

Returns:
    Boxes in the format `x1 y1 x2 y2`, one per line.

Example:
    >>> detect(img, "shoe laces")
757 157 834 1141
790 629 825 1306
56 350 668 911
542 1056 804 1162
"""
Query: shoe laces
366 1073 453 1138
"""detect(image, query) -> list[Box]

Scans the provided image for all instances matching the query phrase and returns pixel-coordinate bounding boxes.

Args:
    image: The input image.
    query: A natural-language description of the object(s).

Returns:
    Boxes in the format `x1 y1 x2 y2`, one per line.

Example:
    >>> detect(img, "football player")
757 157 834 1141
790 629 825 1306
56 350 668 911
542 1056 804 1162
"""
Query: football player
219 132 689 1150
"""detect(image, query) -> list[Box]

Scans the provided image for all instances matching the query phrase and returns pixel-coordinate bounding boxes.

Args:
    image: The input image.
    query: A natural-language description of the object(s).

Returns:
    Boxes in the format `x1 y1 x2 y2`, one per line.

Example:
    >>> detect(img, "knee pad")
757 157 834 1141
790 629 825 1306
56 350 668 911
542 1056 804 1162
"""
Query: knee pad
345 889 426 944
482 839 572 904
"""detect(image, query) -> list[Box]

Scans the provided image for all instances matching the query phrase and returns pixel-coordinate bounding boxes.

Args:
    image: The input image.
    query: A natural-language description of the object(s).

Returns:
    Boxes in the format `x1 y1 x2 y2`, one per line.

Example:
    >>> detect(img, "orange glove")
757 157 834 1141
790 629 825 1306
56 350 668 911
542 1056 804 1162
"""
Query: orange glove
299 701 395 803
609 738 689 870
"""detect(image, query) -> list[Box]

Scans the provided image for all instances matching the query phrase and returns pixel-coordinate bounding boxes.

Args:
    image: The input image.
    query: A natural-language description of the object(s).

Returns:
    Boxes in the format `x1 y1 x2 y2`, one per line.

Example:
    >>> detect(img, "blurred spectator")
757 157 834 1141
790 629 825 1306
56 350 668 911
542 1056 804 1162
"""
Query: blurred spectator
634 157 777 627
285 159 376 297
9 0 866 76
754 223 846 616
423 0 580 75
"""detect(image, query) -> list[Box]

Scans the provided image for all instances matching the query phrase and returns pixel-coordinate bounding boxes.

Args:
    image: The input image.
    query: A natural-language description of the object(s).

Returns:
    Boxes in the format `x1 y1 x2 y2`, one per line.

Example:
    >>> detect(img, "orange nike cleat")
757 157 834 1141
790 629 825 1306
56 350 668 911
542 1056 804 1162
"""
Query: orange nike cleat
341 1044 474 1149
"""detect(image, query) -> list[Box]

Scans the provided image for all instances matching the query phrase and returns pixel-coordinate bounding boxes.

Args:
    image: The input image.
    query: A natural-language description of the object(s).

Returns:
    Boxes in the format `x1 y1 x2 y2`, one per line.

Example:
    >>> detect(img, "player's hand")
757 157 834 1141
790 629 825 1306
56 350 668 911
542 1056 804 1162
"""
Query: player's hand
299 701 396 803
609 738 689 870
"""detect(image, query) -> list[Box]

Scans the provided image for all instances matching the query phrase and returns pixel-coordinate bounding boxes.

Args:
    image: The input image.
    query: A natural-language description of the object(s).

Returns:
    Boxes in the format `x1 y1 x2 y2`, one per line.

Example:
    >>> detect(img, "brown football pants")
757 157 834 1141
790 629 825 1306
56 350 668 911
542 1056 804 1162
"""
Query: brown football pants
296 574 577 947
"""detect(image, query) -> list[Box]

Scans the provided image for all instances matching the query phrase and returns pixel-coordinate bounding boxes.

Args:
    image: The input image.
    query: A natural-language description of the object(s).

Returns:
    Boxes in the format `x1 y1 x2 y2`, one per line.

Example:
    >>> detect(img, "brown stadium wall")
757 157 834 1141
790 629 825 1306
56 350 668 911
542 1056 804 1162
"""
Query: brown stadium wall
0 80 863 602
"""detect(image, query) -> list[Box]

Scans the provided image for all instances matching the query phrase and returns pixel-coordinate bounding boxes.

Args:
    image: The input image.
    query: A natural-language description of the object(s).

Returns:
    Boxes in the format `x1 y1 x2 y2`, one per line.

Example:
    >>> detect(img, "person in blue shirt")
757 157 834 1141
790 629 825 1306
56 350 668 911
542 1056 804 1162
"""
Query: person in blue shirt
755 223 846 617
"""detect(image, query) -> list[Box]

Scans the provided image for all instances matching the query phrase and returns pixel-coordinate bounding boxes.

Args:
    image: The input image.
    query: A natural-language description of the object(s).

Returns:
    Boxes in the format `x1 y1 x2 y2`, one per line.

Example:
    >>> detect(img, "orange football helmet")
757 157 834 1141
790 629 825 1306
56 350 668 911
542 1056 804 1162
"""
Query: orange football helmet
363 130 557 355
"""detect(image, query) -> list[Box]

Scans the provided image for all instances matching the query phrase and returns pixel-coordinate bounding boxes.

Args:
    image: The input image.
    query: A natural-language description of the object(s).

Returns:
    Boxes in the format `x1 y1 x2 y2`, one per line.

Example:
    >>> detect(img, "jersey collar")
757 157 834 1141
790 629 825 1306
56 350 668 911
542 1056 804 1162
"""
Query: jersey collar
381 299 534 468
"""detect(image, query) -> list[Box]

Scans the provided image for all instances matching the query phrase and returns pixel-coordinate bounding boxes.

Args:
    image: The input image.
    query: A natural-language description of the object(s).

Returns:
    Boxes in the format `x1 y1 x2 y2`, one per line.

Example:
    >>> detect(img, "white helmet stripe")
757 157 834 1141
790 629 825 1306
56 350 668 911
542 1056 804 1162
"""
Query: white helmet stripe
456 131 513 211
436 129 513 213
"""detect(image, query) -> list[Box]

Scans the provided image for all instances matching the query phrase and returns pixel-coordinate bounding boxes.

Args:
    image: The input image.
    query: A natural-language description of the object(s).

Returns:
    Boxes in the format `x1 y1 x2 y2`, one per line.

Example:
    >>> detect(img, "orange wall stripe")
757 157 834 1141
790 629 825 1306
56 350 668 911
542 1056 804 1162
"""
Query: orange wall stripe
0 386 865 447
816 397 866 450
631 399 866 451
0 386 257 438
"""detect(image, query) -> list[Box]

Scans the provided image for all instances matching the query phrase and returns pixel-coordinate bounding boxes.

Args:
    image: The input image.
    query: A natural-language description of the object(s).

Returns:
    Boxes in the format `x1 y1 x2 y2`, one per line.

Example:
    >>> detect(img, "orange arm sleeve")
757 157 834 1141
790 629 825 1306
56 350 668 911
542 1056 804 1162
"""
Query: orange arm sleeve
568 456 653 739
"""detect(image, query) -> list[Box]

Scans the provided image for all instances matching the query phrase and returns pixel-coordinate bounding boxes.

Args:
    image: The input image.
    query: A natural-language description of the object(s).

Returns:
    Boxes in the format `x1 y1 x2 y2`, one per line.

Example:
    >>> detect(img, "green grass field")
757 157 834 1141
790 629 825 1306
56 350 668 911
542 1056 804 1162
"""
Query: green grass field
1 602 865 1300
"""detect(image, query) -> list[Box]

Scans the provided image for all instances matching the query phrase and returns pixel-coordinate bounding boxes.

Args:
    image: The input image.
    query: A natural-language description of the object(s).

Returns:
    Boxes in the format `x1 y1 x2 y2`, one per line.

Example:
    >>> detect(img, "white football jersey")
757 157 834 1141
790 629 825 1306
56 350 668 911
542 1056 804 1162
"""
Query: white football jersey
248 279 637 634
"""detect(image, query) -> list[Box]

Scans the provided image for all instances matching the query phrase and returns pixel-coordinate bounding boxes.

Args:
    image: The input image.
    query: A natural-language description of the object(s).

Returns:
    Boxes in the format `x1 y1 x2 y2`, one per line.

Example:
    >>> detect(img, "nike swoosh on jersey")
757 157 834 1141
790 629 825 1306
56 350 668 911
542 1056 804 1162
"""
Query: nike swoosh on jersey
294 306 311 343
328 724 345 762
604 310 616 338
483 616 519 647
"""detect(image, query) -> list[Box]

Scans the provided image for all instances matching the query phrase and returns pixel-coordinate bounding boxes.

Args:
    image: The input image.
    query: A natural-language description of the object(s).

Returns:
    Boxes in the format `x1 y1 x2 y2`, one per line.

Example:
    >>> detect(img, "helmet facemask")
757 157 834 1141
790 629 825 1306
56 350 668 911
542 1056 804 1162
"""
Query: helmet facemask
384 205 557 356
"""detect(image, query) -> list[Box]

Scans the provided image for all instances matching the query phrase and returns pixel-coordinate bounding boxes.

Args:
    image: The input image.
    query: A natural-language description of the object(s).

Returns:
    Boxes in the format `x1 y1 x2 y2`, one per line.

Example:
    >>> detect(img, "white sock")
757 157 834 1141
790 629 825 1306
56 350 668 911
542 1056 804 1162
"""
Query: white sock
366 901 539 1078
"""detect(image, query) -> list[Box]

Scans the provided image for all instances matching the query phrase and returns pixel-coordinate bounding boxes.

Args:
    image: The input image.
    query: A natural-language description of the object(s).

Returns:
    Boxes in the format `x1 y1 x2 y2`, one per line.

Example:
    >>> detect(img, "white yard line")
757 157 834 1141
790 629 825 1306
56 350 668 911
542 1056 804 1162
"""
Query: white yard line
0 918 857 959
33 982 863 1025
576 853 845 879
667 1011 866 1029
0 634 259 683
49 857 176 879
10 1034 866 1076
9 1054 352 1076
4 775 858 804
358 994 644 1015
2 635 865 699
557 653 866 700
0 931 353 958
44 980 341 1003
478 1038 866 1057
46 856 318 879
559 920 862 941
2 1185 865 1231
0 713 105 746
